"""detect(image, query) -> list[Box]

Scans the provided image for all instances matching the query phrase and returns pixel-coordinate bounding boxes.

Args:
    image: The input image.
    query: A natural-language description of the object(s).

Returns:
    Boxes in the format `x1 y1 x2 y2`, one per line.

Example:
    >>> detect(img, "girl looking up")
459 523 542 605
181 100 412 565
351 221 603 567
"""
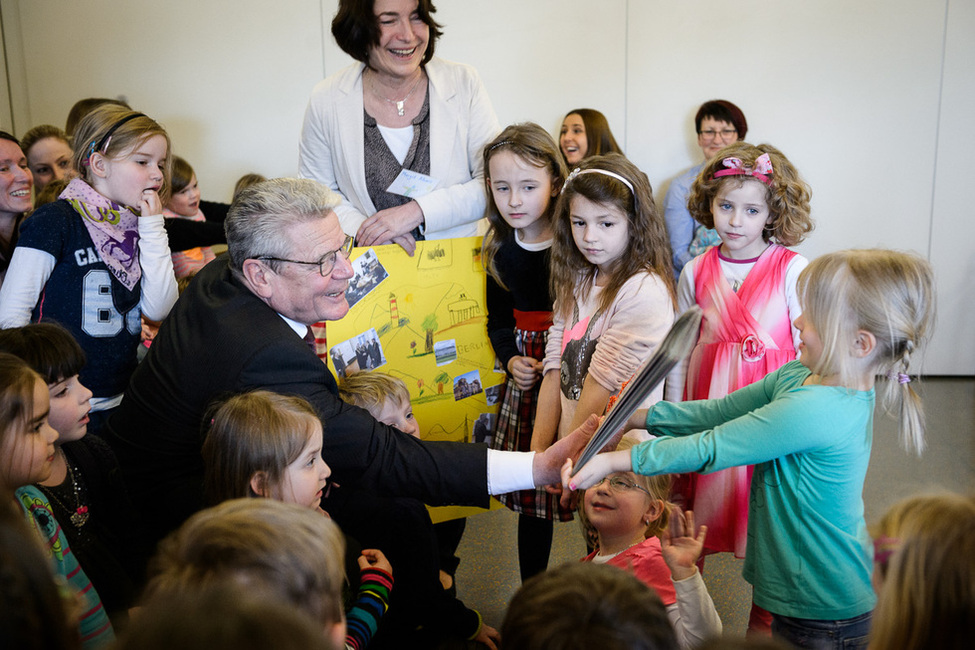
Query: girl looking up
532 153 675 484
164 156 216 279
0 352 114 648
665 141 813 632
565 249 936 649
482 123 568 582
0 105 178 436
580 437 721 649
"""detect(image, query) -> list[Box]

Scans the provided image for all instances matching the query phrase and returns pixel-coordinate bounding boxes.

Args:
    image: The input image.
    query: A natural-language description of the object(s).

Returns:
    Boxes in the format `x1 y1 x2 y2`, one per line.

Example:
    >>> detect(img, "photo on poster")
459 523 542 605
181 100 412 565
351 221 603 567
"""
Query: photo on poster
452 369 483 401
329 328 386 378
472 412 496 445
346 249 389 309
484 383 501 406
434 339 457 366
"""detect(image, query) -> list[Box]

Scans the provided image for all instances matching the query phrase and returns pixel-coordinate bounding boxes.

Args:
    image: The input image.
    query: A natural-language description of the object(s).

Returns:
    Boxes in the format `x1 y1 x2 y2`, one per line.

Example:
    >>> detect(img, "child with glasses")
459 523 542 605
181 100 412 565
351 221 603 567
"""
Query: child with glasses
580 438 721 648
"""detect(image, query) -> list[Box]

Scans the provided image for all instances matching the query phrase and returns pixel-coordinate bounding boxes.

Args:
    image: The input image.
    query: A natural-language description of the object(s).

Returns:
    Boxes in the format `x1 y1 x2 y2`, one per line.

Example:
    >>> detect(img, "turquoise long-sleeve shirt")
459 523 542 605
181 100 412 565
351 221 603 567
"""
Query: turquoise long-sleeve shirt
632 360 876 620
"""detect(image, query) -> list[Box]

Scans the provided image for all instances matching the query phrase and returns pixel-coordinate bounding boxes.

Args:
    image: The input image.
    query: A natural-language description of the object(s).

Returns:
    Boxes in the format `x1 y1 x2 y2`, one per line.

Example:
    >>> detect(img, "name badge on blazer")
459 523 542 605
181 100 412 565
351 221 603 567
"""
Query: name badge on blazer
386 169 439 198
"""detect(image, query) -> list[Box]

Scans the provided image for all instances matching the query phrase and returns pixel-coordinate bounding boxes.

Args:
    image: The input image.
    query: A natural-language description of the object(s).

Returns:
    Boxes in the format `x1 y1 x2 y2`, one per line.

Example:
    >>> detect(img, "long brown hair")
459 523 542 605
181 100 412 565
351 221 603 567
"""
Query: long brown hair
550 153 675 320
481 123 567 288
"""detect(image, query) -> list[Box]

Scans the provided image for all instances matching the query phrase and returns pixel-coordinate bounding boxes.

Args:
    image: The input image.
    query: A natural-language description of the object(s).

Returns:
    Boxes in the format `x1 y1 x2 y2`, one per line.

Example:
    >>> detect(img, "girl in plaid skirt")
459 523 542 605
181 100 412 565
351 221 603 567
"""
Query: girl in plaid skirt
482 123 568 582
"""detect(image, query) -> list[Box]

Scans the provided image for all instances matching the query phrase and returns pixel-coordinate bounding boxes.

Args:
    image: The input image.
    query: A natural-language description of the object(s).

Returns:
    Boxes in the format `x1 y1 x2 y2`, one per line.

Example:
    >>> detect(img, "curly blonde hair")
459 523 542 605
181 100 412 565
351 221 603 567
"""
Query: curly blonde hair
688 142 813 247
550 153 675 321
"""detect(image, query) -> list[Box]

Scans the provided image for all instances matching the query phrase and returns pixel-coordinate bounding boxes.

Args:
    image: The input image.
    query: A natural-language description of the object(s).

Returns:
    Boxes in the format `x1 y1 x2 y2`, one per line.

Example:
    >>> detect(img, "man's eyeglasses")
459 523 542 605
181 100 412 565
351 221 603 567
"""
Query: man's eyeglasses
257 234 354 277
699 128 737 141
592 476 652 497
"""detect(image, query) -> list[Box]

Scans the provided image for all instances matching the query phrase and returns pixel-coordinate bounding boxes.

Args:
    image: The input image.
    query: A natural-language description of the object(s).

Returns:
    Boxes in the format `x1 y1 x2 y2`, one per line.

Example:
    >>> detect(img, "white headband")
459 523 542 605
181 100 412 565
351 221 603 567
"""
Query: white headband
562 167 635 195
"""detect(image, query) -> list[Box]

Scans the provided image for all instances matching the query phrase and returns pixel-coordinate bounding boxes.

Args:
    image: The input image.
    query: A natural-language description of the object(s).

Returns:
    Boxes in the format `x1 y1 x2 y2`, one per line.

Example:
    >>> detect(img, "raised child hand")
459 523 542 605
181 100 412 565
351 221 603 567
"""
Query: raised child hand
139 188 162 216
358 548 393 576
660 508 707 581
507 356 542 391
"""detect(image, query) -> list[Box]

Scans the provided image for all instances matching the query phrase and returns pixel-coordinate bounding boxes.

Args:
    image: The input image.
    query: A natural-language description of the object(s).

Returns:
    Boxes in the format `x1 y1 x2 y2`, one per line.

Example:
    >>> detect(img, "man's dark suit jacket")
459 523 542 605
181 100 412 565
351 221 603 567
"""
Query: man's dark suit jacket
105 258 489 544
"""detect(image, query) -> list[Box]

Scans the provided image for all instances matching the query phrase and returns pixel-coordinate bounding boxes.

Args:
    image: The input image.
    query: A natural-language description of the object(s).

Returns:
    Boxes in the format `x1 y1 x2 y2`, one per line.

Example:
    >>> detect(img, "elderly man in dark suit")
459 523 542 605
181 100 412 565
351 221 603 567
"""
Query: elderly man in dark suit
105 178 594 547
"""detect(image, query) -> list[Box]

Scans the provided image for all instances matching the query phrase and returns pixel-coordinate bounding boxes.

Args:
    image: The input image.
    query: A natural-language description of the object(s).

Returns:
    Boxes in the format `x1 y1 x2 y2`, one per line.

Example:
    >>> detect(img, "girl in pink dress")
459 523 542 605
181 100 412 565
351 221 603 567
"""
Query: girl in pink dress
665 142 813 634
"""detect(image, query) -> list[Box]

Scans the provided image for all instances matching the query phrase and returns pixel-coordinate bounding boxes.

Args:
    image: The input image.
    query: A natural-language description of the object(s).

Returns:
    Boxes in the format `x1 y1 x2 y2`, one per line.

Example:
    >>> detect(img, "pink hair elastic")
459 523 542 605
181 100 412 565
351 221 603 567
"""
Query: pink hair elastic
887 370 912 384
713 153 774 185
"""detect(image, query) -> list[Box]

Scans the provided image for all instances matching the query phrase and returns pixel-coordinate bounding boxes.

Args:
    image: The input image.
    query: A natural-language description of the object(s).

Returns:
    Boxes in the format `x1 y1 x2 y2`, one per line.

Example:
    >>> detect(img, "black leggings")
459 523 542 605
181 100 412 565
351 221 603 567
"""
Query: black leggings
517 514 554 582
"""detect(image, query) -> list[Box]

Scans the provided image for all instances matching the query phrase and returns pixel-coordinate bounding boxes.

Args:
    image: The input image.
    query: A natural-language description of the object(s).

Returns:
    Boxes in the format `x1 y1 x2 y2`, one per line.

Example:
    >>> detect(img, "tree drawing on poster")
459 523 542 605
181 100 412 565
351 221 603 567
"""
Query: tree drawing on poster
326 237 504 522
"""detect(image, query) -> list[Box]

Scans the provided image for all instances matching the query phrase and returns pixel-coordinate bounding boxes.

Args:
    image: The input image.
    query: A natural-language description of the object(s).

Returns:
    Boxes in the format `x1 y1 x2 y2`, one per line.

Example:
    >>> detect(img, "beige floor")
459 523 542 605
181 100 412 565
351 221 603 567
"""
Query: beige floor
452 376 975 637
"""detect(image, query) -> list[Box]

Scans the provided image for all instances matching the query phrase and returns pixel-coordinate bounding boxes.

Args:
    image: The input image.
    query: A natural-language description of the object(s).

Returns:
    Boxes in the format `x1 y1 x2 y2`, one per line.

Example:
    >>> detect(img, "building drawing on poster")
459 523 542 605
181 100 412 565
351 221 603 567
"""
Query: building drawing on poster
325 238 503 520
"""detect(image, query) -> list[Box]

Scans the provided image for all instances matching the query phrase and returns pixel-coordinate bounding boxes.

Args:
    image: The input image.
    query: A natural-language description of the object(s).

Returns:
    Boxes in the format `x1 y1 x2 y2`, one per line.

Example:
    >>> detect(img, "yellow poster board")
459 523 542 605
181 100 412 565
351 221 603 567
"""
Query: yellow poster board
325 237 503 522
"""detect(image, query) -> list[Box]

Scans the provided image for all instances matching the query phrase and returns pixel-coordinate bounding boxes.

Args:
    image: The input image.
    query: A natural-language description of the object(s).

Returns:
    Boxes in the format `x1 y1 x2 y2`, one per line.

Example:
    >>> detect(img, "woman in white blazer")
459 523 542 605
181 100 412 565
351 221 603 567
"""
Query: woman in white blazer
299 0 500 255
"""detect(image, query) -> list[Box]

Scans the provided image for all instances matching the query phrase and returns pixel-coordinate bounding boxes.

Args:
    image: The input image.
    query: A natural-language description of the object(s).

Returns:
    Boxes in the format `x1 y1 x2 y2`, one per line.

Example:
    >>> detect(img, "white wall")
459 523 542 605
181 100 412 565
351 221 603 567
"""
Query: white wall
1 0 972 374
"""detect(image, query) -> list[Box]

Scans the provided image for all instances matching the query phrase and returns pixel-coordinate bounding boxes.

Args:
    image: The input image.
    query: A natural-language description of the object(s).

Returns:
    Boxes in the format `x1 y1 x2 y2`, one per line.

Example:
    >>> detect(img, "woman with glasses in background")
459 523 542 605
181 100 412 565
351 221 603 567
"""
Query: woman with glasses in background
663 100 748 281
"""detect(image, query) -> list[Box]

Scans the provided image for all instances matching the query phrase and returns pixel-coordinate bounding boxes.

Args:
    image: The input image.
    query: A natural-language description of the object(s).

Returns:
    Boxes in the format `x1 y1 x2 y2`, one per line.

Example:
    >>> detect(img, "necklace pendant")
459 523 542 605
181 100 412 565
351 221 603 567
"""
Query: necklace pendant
71 506 89 527
395 100 405 116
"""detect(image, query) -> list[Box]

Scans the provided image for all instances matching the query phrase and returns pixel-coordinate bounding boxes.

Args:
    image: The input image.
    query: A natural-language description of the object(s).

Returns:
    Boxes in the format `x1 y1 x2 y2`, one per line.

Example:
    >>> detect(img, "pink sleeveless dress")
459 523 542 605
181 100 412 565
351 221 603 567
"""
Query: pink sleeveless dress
681 244 798 557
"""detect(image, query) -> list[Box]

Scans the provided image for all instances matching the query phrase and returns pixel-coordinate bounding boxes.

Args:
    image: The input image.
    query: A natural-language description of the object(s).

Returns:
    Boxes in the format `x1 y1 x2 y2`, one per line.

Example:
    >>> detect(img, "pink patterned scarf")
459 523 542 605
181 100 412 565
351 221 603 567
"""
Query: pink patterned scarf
60 179 141 290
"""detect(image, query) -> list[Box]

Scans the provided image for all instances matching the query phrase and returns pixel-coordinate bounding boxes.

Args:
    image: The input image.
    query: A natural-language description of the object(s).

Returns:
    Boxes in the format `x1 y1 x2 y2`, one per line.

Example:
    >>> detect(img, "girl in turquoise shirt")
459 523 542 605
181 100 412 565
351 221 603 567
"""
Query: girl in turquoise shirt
563 249 935 649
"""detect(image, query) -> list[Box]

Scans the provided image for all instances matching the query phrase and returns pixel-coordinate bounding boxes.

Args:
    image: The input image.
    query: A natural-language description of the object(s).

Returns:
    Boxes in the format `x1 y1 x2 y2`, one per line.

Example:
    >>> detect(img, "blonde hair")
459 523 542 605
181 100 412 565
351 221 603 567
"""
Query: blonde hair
145 498 346 628
338 371 410 415
869 492 975 650
688 142 814 247
579 438 673 542
233 173 267 201
71 104 172 202
202 391 322 505
481 123 567 289
551 153 675 320
797 250 935 453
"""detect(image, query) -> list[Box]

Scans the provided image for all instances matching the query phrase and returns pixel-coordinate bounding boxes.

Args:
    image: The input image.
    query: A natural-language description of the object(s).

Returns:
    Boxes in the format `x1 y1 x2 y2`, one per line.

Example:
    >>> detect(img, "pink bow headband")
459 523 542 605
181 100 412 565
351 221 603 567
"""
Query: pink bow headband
713 153 774 185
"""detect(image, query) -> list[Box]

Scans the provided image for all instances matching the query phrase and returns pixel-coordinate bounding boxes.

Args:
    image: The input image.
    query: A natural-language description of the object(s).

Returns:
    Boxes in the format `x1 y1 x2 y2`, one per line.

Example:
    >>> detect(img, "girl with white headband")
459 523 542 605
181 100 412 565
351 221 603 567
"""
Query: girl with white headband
531 154 676 486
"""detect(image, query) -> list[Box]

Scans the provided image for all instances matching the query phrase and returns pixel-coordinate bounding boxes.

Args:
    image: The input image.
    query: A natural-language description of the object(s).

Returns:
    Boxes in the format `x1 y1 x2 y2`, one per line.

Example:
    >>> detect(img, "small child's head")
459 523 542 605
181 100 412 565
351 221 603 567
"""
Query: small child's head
481 122 567 282
0 353 58 489
72 104 172 207
0 324 91 444
145 498 346 648
551 153 675 319
19 124 75 196
796 249 935 452
688 142 813 255
339 372 418 438
559 108 623 166
202 391 330 509
869 492 975 650
581 438 672 544
64 97 131 137
501 562 678 650
233 173 267 201
166 156 200 217
119 584 337 650
869 492 975 591
33 178 69 209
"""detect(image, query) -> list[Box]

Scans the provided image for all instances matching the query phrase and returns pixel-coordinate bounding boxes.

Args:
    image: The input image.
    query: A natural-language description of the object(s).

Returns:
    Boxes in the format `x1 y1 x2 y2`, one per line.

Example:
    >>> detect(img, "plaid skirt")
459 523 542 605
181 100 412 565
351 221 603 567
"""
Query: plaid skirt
491 327 574 521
